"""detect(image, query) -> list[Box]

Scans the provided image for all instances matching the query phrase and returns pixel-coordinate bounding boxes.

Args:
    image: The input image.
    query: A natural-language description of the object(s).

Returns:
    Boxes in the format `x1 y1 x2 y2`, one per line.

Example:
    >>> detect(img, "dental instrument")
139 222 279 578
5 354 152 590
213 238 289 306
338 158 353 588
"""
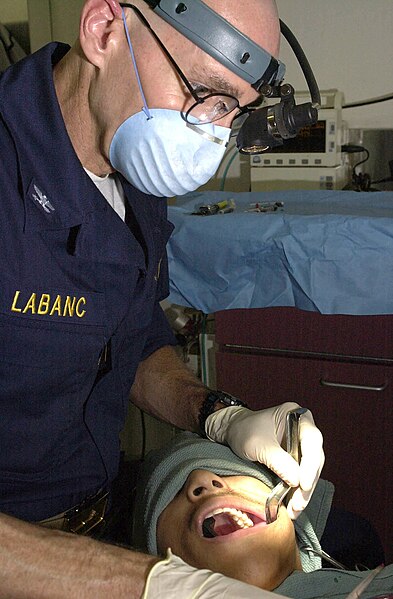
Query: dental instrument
265 407 308 524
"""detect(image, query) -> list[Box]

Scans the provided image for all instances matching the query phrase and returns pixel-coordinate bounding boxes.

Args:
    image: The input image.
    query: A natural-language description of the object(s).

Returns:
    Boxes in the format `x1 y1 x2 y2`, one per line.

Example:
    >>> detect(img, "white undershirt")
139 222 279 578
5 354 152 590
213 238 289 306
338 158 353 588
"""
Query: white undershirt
84 168 126 221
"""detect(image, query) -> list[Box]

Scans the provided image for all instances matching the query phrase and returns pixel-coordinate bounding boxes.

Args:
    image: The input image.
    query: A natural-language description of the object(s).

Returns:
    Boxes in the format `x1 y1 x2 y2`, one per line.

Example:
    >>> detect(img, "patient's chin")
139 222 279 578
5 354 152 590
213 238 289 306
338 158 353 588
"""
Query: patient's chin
235 556 297 591
218 529 301 591
247 553 300 591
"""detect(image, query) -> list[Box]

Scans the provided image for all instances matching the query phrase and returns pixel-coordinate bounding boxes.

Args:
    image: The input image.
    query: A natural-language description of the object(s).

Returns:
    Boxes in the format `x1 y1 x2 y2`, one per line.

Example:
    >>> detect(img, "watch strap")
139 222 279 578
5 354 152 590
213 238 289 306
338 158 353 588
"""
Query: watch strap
198 390 247 436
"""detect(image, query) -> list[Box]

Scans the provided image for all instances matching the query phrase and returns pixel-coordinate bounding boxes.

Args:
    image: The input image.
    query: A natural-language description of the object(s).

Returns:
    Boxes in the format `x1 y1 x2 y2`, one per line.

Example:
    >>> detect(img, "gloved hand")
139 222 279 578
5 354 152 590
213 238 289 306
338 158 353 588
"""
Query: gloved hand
205 401 324 519
142 549 290 598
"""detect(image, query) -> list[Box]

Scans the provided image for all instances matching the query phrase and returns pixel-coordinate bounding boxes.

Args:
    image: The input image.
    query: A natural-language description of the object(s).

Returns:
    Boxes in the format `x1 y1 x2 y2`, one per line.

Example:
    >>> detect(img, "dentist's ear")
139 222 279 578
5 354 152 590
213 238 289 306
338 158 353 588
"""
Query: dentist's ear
79 0 124 69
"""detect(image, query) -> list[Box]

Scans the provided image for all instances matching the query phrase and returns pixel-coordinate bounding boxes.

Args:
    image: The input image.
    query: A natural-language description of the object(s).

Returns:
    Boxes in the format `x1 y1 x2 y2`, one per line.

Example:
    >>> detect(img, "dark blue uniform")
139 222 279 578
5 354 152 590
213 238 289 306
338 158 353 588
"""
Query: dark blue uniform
0 43 176 521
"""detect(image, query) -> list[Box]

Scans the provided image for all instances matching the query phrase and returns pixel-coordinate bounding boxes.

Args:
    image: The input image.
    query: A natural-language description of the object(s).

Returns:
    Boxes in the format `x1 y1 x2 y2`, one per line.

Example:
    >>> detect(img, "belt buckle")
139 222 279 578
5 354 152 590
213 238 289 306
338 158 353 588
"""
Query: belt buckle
65 491 109 535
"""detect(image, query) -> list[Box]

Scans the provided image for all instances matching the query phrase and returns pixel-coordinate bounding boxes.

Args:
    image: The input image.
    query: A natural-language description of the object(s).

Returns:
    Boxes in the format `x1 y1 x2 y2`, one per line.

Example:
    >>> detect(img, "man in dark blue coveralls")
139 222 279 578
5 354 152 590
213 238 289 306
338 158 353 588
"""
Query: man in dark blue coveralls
0 1 324 597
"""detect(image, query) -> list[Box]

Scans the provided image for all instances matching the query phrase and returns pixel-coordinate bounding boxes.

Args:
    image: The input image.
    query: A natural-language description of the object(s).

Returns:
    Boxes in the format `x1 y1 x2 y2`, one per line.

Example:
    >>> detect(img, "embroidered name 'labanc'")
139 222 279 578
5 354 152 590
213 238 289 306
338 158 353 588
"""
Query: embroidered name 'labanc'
0 286 105 327
11 291 87 318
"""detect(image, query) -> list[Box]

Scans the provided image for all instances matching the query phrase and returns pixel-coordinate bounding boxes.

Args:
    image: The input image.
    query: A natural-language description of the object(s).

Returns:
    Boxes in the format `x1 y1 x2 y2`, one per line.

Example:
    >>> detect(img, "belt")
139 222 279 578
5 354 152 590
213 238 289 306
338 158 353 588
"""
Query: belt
38 488 109 535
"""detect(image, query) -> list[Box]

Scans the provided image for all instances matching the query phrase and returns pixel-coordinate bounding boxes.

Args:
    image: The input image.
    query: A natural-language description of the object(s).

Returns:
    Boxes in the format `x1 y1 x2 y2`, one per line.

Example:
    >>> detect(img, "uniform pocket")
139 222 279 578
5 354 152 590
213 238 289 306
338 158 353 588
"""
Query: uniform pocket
0 288 105 481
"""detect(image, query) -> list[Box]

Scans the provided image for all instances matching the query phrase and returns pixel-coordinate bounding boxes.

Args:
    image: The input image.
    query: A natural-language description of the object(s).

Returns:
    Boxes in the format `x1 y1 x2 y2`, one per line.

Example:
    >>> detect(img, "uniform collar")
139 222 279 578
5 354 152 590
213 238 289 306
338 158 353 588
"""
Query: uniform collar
0 42 107 232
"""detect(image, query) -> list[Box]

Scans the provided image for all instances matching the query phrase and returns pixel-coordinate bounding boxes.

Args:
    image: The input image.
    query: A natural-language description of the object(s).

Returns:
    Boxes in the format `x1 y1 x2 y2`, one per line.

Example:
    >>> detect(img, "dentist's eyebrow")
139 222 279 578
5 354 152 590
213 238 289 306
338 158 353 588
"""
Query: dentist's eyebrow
207 74 241 98
206 74 260 108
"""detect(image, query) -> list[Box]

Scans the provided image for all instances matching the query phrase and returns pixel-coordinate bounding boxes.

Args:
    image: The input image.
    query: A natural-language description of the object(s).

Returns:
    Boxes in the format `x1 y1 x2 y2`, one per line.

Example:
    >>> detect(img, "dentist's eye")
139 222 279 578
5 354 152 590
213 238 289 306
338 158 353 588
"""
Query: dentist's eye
190 83 213 96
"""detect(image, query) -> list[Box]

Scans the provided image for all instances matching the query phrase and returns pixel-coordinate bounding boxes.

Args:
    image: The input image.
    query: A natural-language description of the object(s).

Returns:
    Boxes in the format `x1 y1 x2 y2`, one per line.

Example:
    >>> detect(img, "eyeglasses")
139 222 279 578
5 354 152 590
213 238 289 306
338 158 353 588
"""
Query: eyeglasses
120 3 241 124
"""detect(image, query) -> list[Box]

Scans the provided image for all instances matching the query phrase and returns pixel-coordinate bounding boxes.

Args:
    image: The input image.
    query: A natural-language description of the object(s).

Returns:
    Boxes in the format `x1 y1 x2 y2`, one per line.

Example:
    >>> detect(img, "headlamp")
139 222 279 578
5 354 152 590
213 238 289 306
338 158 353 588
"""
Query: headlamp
143 0 321 154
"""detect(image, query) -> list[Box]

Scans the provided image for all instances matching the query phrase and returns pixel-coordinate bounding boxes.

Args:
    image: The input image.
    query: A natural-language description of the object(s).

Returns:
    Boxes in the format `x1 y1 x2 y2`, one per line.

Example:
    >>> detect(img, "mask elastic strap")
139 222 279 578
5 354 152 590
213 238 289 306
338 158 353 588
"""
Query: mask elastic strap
121 9 152 120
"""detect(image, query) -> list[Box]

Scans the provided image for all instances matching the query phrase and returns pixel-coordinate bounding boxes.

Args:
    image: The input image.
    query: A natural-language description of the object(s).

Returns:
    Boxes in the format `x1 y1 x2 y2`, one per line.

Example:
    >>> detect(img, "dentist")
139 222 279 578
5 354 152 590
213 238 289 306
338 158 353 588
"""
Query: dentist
0 1 323 597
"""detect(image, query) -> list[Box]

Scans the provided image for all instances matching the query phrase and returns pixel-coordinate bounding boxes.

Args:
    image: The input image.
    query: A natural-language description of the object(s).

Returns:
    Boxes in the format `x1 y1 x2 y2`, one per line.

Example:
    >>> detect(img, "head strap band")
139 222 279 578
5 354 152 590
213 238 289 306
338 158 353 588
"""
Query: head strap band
144 0 286 89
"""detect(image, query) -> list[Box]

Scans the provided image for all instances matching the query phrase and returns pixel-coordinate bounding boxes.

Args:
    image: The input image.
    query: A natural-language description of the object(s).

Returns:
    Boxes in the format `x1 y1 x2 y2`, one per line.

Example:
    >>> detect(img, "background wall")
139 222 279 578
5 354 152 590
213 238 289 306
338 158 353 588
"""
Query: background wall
49 0 84 45
0 0 29 53
1 0 27 22
276 0 393 130
27 0 84 53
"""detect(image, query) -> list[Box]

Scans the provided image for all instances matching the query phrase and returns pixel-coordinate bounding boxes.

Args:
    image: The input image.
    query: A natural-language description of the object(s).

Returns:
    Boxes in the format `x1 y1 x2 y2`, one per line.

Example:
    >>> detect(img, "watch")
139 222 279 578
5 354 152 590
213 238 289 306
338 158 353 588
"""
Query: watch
198 390 248 436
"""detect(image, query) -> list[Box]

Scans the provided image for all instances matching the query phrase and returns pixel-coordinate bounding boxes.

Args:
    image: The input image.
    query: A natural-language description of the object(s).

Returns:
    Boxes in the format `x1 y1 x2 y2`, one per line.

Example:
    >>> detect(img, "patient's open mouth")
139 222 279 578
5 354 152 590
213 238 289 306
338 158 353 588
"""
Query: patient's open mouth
202 507 264 538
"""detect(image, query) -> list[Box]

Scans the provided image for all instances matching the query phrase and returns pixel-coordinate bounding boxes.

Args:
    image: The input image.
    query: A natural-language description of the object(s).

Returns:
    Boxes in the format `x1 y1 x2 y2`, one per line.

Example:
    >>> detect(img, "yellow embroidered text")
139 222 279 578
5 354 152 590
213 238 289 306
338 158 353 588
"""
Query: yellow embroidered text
11 291 87 318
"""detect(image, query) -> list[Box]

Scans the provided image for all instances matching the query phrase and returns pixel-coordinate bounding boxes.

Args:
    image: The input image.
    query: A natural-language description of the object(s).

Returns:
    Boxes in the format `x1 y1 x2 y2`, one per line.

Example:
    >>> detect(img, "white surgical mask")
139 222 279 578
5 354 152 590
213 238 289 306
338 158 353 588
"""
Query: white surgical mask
109 109 230 197
110 8 231 197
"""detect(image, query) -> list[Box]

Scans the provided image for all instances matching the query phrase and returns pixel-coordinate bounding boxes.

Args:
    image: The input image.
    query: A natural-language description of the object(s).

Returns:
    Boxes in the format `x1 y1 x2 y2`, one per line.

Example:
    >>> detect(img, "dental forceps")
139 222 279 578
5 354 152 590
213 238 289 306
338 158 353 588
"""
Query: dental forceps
265 407 308 524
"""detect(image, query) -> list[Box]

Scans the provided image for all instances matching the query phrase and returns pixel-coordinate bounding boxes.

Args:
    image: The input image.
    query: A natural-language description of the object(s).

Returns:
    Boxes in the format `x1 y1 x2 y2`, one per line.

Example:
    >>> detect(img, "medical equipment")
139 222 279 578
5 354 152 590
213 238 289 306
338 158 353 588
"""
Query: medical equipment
245 201 284 213
251 163 351 191
143 0 320 154
345 565 385 599
265 407 307 524
192 199 235 216
300 545 348 570
250 89 352 191
252 90 346 168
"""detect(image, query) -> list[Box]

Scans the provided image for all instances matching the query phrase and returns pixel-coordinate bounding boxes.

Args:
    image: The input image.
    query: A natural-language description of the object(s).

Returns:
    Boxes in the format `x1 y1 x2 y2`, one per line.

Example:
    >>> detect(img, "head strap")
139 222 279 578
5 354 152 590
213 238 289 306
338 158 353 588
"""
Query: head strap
143 0 286 89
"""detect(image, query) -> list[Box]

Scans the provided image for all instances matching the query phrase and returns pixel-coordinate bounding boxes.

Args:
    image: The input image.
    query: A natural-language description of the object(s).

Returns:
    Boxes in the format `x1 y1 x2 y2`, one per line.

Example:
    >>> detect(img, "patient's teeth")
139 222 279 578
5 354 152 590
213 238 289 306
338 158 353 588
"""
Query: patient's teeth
210 507 254 529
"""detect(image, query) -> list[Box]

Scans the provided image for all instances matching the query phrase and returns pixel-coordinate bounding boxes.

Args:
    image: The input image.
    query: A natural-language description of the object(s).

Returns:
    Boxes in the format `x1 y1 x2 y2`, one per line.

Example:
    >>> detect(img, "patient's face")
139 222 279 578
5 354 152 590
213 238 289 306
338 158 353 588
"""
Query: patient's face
157 470 302 590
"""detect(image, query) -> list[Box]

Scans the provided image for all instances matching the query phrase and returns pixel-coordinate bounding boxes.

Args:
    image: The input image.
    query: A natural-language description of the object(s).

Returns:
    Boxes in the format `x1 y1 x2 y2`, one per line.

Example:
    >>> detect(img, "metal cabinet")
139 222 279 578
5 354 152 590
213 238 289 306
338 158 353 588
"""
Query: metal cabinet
215 307 393 562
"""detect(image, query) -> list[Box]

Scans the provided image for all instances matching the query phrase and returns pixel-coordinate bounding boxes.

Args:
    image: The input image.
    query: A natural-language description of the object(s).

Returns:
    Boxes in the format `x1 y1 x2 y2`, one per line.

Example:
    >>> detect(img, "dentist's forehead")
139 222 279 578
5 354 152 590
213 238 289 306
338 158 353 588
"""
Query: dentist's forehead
184 0 281 106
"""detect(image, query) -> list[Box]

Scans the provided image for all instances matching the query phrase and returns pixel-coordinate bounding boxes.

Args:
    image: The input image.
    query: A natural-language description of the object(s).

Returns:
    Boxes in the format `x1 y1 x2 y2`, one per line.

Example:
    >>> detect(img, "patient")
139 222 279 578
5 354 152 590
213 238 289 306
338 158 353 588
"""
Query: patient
132 432 392 598
156 469 300 590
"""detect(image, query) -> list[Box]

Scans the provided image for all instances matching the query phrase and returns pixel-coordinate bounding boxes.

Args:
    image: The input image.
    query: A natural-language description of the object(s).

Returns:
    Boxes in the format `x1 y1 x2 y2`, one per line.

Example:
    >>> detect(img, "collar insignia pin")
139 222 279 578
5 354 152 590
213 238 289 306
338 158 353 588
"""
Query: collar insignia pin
32 185 55 214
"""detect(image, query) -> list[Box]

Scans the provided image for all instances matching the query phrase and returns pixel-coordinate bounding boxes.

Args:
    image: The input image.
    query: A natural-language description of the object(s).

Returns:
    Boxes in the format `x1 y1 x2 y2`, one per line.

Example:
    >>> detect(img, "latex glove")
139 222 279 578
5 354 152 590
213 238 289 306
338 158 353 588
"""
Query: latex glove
142 548 290 599
205 401 324 519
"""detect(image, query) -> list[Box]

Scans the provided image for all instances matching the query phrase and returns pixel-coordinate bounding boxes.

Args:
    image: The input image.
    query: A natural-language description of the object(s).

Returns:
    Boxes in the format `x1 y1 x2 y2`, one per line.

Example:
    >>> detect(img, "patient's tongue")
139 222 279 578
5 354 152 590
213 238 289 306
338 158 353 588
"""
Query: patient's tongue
213 513 241 536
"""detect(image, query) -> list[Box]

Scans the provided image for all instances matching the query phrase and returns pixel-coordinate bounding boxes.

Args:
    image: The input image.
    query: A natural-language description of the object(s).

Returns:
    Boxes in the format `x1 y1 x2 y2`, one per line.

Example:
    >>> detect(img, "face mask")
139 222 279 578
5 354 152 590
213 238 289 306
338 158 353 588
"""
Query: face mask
109 108 230 197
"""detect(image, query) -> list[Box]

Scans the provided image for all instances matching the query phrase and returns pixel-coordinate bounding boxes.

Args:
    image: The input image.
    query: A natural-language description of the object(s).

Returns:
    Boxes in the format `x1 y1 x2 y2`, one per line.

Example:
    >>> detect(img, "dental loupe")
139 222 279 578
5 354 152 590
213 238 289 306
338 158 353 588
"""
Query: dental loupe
143 0 321 153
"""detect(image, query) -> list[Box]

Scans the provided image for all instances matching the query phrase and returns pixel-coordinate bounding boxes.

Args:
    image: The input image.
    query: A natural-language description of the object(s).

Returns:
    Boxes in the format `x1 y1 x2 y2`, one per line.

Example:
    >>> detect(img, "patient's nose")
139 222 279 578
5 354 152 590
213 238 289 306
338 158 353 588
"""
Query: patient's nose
185 469 227 501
